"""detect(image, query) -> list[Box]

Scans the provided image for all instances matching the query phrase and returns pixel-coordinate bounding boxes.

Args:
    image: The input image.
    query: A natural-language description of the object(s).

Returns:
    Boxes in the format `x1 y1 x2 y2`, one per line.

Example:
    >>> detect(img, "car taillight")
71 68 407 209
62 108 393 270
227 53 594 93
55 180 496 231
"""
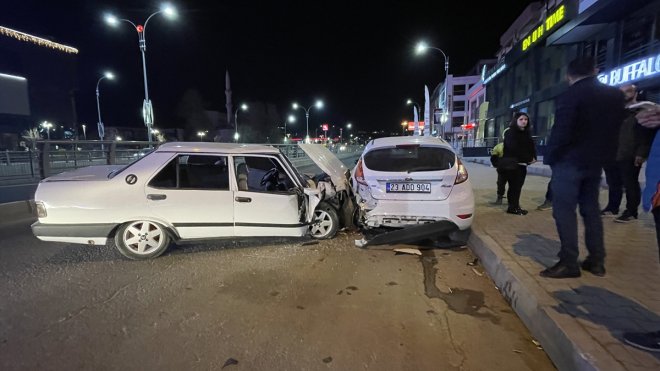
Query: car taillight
455 157 468 184
355 158 367 185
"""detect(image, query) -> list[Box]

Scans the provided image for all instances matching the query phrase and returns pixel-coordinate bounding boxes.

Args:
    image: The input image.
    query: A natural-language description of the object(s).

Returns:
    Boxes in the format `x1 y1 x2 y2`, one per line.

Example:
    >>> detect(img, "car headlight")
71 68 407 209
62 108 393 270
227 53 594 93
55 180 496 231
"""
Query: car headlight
35 201 47 218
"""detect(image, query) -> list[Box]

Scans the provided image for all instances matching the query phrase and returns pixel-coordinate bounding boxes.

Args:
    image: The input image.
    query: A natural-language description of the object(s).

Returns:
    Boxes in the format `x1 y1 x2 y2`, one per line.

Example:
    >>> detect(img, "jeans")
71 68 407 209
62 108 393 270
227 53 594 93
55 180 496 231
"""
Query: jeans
551 163 604 265
545 181 553 202
654 207 660 262
603 162 623 212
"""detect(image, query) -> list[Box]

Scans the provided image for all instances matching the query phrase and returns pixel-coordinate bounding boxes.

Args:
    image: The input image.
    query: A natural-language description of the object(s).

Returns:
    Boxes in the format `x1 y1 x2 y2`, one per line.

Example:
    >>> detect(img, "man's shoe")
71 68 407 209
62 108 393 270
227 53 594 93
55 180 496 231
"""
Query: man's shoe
537 200 552 211
623 331 660 352
492 196 503 205
506 207 528 215
581 258 606 277
614 211 638 223
601 209 619 217
540 261 581 278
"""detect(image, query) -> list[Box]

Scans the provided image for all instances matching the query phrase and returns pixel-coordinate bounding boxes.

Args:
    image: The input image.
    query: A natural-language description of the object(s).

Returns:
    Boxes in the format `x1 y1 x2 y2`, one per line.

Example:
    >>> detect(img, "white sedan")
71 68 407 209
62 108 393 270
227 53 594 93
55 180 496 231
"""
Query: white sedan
32 142 353 260
351 136 474 243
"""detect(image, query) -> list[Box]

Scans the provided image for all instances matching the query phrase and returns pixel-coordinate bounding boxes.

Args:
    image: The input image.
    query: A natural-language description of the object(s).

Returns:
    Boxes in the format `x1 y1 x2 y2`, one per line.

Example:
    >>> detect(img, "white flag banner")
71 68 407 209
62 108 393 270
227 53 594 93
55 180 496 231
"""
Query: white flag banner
413 106 419 136
423 85 431 136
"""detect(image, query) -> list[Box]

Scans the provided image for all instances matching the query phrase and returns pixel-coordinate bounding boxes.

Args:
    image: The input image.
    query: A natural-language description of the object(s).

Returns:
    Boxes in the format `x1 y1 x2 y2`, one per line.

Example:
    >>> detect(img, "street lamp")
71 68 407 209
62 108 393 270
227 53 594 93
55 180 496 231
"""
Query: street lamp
234 103 248 142
104 3 177 146
95 71 114 142
283 114 295 142
197 131 206 141
41 121 53 140
406 99 422 134
81 124 87 140
292 100 323 143
401 121 408 135
415 41 449 138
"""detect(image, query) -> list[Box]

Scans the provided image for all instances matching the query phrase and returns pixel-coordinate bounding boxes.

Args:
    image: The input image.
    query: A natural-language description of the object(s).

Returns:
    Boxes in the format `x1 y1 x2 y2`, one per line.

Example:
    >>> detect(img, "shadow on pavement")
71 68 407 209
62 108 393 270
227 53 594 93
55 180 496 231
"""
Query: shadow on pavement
553 285 660 359
512 233 560 268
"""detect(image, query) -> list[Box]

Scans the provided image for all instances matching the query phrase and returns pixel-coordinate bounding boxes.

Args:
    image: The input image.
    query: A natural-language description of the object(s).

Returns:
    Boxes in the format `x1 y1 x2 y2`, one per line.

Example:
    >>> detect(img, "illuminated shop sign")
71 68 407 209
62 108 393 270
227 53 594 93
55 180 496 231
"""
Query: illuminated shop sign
510 98 530 109
521 4 566 52
598 54 660 86
482 63 507 84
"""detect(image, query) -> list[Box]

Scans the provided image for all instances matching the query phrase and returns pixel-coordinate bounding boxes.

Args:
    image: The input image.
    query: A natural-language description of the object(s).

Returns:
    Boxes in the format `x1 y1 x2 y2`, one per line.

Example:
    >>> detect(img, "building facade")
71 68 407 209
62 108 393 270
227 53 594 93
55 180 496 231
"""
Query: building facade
478 0 658 152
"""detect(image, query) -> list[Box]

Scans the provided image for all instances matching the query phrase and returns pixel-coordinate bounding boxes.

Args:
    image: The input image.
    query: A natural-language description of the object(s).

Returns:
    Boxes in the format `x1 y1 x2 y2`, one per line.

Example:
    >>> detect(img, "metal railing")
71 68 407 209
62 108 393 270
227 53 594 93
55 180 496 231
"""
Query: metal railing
0 140 363 183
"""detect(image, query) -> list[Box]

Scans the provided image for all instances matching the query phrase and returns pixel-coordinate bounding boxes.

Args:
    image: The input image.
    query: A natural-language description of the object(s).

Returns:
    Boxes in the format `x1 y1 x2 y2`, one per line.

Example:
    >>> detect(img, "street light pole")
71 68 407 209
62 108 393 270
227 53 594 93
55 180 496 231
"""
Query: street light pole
105 4 176 147
415 42 449 138
292 100 323 143
95 72 114 142
234 103 248 142
82 124 87 140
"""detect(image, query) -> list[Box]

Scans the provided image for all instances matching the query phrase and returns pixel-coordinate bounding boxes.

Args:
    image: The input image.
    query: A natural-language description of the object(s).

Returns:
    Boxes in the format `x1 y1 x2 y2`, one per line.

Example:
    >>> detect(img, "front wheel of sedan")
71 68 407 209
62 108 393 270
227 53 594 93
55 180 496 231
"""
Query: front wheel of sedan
113 220 170 260
310 202 339 240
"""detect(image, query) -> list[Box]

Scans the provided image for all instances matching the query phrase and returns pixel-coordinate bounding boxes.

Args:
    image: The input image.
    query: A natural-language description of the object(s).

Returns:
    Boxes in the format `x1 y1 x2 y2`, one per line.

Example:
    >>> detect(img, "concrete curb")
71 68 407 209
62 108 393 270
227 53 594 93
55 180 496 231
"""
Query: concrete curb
468 224 626 371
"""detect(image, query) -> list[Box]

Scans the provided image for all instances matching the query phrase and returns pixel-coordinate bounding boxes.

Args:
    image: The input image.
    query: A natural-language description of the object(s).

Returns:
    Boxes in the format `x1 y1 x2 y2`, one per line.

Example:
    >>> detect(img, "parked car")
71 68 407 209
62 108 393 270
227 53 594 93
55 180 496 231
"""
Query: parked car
32 142 354 260
351 136 474 244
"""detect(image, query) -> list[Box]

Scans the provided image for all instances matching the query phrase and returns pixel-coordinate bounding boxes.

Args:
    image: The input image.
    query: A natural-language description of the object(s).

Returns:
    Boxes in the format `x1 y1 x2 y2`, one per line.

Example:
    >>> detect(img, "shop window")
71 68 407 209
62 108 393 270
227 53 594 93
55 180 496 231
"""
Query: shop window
621 15 654 62
535 100 555 143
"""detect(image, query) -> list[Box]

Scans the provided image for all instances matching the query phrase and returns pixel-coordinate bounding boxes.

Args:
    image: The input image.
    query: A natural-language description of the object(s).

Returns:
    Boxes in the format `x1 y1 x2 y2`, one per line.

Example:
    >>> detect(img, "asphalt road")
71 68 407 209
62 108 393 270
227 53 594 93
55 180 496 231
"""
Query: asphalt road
0 232 554 369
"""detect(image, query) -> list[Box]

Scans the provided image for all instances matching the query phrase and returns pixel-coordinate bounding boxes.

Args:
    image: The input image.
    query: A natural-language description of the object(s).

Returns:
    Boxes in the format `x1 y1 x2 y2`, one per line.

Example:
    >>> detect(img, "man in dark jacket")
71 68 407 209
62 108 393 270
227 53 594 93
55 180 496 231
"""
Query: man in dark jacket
541 57 625 279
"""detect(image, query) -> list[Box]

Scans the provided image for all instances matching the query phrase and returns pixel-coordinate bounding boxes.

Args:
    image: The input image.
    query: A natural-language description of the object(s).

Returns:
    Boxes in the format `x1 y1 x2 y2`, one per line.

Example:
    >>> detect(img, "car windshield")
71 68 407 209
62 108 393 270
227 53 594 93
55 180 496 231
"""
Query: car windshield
363 145 455 172
278 150 308 186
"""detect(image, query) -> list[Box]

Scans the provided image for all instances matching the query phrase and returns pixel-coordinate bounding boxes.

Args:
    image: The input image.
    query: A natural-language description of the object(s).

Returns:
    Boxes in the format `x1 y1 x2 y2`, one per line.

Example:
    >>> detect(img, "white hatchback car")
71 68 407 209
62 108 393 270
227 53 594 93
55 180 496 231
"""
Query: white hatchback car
32 142 353 260
351 136 474 242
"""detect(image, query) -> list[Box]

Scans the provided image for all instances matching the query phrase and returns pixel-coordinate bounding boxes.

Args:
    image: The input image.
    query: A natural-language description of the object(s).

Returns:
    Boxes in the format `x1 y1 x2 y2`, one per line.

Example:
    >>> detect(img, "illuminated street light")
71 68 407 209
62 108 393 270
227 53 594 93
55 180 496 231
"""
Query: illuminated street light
116 136 123 141
283 114 295 142
401 121 408 135
292 99 323 143
95 71 115 143
234 103 248 142
81 124 87 140
104 3 177 147
415 41 449 137
41 121 53 140
197 131 206 141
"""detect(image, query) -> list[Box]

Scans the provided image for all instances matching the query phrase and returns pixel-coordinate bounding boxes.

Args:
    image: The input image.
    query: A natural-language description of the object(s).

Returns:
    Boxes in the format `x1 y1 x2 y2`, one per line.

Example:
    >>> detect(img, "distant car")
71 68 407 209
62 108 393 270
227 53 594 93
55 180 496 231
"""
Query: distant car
32 142 354 260
351 136 474 242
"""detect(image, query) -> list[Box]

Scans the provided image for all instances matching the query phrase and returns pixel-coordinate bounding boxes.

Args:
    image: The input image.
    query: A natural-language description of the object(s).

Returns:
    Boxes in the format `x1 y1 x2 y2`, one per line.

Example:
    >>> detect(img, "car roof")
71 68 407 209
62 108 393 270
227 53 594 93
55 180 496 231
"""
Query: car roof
364 136 452 150
156 142 281 155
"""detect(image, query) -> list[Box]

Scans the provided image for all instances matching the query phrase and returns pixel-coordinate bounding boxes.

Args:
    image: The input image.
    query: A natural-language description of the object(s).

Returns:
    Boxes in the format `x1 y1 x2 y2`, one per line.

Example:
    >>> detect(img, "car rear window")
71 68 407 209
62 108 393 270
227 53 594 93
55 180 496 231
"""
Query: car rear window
363 146 455 172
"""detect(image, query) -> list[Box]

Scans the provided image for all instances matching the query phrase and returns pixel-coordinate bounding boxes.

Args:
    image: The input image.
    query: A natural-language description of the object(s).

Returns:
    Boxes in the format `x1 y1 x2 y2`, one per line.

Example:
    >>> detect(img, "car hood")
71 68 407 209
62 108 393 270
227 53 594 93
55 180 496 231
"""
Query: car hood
298 144 349 192
43 165 125 182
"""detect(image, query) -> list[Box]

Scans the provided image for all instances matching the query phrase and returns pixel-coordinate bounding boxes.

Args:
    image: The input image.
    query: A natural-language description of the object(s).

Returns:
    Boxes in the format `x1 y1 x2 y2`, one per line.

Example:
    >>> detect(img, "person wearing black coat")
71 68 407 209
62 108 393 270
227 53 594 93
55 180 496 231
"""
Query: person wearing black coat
541 57 625 279
498 112 537 215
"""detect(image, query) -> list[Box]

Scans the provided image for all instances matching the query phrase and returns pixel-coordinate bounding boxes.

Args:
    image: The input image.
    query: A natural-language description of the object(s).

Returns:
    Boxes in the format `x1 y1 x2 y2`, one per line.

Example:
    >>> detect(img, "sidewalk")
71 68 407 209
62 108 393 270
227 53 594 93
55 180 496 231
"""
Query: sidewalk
466 161 660 370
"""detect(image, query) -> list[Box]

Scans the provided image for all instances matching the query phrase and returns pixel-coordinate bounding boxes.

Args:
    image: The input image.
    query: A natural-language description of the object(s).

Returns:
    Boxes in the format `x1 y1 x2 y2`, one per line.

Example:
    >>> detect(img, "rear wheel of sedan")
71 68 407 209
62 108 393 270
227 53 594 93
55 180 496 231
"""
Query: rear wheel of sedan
310 202 339 239
113 220 170 260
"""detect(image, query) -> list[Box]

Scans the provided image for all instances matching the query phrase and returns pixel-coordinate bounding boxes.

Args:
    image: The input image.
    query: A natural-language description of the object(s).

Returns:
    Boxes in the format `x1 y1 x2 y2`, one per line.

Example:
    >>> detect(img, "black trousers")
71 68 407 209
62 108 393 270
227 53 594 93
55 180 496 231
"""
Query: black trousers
603 162 623 213
619 159 642 216
501 165 527 209
496 169 507 197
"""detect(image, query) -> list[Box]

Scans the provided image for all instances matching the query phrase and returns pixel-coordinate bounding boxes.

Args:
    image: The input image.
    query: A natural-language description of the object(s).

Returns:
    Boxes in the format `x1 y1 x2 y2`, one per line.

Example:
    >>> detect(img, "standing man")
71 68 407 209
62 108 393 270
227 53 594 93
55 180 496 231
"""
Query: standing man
540 57 625 279
611 85 654 223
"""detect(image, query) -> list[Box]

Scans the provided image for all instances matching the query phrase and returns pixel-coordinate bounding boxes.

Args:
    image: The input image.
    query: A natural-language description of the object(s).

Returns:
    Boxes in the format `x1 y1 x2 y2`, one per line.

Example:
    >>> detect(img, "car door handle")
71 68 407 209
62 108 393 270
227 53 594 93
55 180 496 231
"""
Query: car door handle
147 194 167 200
235 197 252 203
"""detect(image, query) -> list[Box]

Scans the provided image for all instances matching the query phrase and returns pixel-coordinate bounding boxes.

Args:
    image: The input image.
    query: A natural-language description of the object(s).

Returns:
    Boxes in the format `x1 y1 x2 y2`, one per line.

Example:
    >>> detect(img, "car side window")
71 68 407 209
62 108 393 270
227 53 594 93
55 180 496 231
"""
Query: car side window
149 155 230 190
233 156 295 193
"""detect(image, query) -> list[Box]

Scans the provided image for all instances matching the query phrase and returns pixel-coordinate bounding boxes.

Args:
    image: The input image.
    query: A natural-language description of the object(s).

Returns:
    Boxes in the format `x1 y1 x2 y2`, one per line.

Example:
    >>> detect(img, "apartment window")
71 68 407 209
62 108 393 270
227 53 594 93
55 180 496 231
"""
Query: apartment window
453 101 466 111
453 84 466 96
452 117 464 127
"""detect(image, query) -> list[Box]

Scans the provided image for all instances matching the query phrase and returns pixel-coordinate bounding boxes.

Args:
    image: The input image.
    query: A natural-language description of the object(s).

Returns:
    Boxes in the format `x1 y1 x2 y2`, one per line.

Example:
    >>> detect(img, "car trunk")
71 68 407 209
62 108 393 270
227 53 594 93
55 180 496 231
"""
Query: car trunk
361 145 457 201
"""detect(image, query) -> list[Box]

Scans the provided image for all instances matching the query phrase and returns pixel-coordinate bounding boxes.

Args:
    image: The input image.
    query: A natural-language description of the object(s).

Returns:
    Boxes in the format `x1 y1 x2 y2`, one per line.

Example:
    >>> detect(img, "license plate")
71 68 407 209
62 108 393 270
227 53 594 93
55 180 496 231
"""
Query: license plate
386 182 431 193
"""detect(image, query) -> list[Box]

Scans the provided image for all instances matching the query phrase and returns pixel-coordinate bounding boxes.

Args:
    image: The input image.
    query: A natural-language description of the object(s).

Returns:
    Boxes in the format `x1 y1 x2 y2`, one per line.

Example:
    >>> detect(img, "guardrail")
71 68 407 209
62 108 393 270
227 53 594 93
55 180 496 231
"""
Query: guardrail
0 140 364 182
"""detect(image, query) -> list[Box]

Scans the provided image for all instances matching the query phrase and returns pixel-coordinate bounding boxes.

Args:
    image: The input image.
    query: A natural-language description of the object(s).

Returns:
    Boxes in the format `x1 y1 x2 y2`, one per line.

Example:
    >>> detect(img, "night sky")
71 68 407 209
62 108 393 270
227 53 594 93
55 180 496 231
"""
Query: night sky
1 0 534 135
